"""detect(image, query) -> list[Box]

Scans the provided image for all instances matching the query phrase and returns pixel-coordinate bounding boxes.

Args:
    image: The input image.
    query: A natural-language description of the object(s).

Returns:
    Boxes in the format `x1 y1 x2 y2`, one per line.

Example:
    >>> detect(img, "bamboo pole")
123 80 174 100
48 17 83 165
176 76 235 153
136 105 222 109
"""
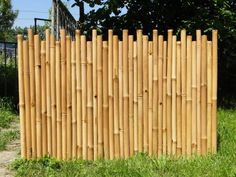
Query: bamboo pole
133 41 138 155
87 41 93 160
23 40 31 159
60 29 67 160
18 35 26 158
50 34 57 158
81 35 87 160
75 30 82 157
148 41 153 155
45 29 51 155
212 30 218 154
41 41 47 156
152 30 158 155
186 36 192 156
102 41 109 159
201 35 207 154
123 29 129 158
34 34 42 158
28 29 36 158
108 29 114 159
167 30 173 155
66 36 72 159
158 35 163 156
143 35 148 153
71 41 77 158
129 36 134 156
137 29 143 152
162 41 167 155
92 30 98 160
118 41 124 157
97 35 103 158
181 29 186 155
113 35 119 158
55 41 61 159
207 41 212 153
171 36 177 155
192 41 197 153
176 41 182 155
196 30 201 154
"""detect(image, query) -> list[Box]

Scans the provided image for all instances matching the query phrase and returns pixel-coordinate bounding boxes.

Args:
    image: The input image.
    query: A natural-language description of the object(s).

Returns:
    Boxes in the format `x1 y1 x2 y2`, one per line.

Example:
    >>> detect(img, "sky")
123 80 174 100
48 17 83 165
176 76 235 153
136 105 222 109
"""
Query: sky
12 0 91 27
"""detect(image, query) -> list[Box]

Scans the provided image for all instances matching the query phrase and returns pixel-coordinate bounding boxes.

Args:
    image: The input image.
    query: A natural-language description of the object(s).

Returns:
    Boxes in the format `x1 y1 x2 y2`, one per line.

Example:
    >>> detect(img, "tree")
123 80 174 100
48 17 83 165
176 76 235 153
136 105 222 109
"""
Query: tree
0 0 18 41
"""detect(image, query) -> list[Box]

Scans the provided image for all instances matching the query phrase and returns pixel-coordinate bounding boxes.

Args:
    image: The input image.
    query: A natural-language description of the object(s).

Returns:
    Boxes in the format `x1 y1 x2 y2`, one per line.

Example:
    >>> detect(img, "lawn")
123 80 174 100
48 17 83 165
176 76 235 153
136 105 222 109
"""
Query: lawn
10 108 236 177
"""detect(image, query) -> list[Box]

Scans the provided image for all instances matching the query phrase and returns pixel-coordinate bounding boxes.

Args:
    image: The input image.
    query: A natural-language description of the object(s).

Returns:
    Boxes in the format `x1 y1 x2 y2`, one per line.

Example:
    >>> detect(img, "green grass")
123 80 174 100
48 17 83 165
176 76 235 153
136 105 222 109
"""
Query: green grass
11 109 236 177
0 130 19 151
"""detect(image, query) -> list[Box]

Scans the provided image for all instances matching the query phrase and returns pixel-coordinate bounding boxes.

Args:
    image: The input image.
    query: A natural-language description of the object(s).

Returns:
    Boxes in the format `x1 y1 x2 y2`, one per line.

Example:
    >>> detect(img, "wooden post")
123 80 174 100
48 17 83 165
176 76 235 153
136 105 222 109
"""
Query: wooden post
113 35 119 158
143 35 148 153
28 29 36 158
34 34 42 158
102 41 109 159
152 30 158 155
41 41 47 156
23 40 31 159
87 41 93 160
17 35 26 158
176 41 182 155
186 36 192 155
167 30 173 155
212 30 218 154
171 36 177 155
81 35 87 160
181 29 186 155
97 35 103 158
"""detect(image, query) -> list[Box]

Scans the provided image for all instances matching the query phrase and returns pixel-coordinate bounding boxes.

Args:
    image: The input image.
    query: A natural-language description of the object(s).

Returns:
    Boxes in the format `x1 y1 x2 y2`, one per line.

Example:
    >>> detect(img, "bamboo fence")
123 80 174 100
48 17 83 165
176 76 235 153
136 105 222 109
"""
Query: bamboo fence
17 29 218 160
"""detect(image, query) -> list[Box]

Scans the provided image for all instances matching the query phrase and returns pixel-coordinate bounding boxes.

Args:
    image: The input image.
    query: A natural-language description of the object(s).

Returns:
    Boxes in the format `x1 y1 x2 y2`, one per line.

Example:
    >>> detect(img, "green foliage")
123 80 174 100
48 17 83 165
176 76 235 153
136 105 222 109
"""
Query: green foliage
0 130 19 151
0 0 18 41
0 97 16 129
11 109 236 177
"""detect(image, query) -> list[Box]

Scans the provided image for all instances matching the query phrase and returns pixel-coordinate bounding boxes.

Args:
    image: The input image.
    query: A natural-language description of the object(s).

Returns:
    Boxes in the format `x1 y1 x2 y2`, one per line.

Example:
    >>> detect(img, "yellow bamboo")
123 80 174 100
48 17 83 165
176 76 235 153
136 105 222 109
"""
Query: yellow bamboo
18 35 26 158
181 29 186 155
23 40 31 159
87 41 93 160
162 41 167 155
97 35 103 158
143 35 148 153
60 29 67 160
158 35 163 156
201 35 207 154
71 41 77 158
45 29 51 155
196 30 201 154
167 30 173 155
108 29 114 159
186 36 192 156
102 41 109 159
50 34 57 158
192 41 197 153
152 30 158 155
207 41 212 153
176 41 182 155
28 29 36 158
171 36 177 155
41 41 47 156
81 35 87 160
133 41 138 154
148 41 153 155
92 29 98 160
212 30 218 154
118 40 124 157
137 29 143 152
75 30 82 157
113 35 119 158
34 34 42 158
55 41 61 159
